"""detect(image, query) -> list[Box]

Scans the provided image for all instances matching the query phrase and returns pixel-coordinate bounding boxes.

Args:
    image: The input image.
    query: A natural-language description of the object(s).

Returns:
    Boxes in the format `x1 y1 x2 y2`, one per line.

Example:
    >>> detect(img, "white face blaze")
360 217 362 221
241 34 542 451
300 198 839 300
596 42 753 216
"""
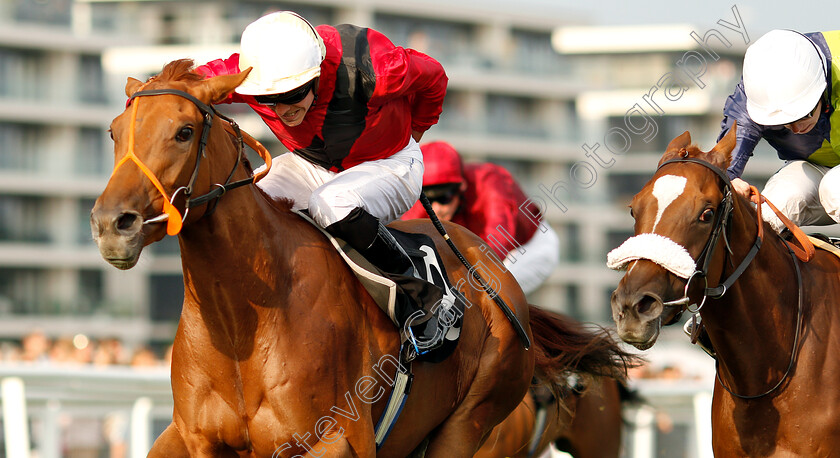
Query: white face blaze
652 175 687 232
606 174 696 279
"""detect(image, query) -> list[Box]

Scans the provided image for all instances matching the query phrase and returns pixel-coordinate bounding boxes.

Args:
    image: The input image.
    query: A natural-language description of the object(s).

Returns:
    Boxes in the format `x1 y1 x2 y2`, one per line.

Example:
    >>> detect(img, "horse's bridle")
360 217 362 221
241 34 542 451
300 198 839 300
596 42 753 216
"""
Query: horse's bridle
657 155 762 316
657 154 803 399
121 88 259 235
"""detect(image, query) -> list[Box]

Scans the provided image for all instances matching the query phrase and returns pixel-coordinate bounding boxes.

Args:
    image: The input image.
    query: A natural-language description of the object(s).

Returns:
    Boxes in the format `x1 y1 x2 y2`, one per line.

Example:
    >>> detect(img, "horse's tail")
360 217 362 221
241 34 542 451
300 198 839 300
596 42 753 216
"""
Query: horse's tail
528 304 642 394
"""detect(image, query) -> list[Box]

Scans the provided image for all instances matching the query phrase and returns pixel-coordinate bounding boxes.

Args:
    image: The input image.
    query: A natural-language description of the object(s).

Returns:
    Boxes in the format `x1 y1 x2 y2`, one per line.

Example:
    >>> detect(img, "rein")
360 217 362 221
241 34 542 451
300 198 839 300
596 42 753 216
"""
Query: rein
716 242 803 399
658 155 807 399
114 87 271 236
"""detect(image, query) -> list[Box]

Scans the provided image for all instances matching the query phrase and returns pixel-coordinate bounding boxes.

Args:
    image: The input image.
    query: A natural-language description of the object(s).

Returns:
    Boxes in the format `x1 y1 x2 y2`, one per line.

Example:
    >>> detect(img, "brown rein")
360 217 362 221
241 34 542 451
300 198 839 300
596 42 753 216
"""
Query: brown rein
752 188 814 262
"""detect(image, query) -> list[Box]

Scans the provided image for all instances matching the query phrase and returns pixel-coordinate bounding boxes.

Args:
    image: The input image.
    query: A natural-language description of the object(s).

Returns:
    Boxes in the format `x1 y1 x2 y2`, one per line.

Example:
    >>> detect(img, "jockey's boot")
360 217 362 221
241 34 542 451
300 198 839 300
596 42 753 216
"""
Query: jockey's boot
326 208 452 354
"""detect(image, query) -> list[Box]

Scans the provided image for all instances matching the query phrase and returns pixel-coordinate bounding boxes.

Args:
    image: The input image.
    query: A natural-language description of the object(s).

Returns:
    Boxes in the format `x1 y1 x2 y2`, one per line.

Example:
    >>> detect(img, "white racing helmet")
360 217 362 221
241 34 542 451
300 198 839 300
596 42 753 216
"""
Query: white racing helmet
743 29 827 126
236 11 326 96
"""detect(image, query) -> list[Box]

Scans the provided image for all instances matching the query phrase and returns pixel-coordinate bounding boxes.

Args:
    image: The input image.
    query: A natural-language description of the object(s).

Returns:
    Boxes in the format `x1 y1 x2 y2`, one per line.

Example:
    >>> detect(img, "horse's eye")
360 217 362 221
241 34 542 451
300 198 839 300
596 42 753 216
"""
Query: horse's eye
700 208 714 222
629 207 635 218
108 129 114 141
175 126 194 142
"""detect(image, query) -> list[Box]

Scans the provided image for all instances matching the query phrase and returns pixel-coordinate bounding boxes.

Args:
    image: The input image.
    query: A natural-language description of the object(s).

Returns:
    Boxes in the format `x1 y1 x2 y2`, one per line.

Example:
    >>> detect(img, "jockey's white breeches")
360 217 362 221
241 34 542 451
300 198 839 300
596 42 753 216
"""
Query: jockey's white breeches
503 223 560 295
255 138 424 227
760 160 840 233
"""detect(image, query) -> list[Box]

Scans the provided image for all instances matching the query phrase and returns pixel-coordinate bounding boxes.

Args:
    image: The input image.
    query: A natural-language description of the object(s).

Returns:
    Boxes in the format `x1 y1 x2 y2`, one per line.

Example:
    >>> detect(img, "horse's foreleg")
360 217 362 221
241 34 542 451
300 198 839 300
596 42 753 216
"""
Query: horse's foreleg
302 434 374 458
148 423 189 458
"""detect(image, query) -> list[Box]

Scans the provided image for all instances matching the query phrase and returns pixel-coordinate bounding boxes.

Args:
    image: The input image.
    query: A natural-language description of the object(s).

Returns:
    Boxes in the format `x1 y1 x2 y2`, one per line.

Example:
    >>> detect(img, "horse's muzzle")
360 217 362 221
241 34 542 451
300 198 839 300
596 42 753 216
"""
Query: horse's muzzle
610 288 665 349
90 208 145 269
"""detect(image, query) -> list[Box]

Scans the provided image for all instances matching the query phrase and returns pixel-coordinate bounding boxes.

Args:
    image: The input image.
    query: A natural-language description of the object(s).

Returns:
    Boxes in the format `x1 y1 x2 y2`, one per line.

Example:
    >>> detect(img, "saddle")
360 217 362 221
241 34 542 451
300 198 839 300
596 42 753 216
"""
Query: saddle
808 233 840 253
296 211 466 363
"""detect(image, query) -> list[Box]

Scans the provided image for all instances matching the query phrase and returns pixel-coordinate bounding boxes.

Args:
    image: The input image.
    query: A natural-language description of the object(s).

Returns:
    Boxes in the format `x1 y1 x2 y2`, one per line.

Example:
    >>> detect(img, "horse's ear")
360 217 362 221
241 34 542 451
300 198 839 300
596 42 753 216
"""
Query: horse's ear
707 120 737 170
658 131 693 166
666 131 692 152
125 77 144 97
198 68 252 105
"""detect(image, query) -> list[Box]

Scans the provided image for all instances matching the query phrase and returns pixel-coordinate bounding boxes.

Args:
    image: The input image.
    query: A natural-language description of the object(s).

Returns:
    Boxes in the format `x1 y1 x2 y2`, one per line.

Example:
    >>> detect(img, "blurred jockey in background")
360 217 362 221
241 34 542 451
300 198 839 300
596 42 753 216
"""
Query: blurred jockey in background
402 141 560 295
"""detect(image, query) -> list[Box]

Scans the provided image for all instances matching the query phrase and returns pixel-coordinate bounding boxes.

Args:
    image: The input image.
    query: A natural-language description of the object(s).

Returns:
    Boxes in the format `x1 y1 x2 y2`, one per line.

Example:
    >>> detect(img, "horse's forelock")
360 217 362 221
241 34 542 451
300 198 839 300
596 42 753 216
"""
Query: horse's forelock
154 59 204 84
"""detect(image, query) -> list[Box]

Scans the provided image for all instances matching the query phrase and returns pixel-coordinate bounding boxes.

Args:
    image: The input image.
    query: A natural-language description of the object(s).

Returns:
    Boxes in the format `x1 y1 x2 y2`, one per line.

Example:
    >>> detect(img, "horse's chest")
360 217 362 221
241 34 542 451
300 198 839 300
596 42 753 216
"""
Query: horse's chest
714 391 839 457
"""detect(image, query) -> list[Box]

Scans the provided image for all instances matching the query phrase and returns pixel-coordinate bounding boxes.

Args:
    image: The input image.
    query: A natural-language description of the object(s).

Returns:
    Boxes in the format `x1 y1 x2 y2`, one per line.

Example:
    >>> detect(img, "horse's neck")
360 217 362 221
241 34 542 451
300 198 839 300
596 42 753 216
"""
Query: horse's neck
177 186 311 302
178 124 301 279
702 198 799 389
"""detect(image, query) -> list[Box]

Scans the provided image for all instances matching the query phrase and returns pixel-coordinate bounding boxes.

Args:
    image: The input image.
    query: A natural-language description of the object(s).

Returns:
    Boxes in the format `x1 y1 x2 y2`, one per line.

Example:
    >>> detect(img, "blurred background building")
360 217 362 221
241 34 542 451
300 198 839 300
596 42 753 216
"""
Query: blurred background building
0 0 775 353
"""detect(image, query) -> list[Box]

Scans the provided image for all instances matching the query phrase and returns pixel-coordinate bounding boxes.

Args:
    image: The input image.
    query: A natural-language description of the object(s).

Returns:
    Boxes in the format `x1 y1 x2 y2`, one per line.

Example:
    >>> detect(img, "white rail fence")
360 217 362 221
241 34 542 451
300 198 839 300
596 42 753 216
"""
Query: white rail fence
0 365 713 458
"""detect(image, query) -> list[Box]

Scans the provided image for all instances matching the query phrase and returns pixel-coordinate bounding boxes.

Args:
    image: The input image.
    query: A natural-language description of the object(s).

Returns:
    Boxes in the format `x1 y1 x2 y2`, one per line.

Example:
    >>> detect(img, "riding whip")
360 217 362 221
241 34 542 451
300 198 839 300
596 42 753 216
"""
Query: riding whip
419 192 531 349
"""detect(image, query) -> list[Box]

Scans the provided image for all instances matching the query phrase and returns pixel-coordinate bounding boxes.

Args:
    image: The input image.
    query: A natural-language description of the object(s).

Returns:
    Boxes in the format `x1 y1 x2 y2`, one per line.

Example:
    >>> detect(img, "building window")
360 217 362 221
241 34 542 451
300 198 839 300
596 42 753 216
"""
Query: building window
606 229 634 259
0 48 45 99
438 91 473 133
511 29 569 75
565 283 581 317
608 173 652 204
0 123 42 171
374 14 475 68
149 235 180 255
606 114 701 154
77 198 96 245
565 223 582 262
89 2 118 33
74 128 106 176
149 274 183 322
14 0 72 25
227 3 332 43
0 195 49 243
487 94 546 138
77 269 104 314
77 55 106 104
0 268 46 314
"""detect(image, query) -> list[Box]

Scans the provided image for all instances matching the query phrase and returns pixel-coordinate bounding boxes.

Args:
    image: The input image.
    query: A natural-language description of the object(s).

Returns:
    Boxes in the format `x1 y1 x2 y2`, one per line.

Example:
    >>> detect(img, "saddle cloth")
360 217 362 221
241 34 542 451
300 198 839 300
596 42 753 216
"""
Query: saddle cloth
295 211 465 362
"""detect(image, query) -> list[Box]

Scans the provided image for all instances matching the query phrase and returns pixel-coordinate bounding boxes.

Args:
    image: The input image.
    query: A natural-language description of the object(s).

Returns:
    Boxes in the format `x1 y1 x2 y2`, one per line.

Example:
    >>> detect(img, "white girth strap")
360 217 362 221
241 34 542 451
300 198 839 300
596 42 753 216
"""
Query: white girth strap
607 233 696 279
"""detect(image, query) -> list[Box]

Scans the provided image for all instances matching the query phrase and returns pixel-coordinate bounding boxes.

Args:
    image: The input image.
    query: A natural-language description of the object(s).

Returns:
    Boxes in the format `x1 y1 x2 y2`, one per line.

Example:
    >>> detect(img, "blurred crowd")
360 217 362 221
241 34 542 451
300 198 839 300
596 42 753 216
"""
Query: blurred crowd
628 363 691 381
0 330 173 457
0 329 170 369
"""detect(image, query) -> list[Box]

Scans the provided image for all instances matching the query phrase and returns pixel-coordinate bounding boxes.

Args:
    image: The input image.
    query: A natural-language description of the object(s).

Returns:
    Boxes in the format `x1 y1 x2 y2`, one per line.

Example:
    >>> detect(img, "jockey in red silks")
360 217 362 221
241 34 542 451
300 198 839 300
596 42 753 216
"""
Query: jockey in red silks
402 141 560 295
196 11 450 343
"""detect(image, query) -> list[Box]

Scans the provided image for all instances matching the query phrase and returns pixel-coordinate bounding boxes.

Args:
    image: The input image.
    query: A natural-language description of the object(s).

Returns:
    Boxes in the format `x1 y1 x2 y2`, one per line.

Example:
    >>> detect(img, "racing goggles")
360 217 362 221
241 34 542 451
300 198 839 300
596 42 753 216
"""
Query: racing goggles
253 79 315 106
424 184 461 205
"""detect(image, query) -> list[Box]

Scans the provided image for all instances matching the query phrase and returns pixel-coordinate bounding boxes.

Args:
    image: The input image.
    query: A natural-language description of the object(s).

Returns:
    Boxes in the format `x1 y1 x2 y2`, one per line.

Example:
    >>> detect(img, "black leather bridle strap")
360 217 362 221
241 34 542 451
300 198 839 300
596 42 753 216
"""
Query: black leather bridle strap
657 157 762 298
128 88 254 212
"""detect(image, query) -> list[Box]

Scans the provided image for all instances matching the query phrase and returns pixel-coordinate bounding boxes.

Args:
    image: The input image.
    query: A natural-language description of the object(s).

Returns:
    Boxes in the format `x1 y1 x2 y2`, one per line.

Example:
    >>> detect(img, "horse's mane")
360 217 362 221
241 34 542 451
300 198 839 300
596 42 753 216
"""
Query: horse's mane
154 59 204 84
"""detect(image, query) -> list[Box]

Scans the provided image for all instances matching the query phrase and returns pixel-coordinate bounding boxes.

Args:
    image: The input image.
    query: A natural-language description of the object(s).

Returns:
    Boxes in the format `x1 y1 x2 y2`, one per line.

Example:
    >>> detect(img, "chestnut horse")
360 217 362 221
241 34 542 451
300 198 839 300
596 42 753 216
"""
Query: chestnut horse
475 377 625 458
609 126 840 456
90 59 631 457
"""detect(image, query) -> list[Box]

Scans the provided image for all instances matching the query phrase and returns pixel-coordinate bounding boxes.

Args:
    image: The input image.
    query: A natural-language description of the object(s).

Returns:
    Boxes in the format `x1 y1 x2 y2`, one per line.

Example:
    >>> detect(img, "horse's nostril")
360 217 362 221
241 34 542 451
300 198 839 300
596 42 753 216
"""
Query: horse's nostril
637 295 656 315
116 213 138 231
